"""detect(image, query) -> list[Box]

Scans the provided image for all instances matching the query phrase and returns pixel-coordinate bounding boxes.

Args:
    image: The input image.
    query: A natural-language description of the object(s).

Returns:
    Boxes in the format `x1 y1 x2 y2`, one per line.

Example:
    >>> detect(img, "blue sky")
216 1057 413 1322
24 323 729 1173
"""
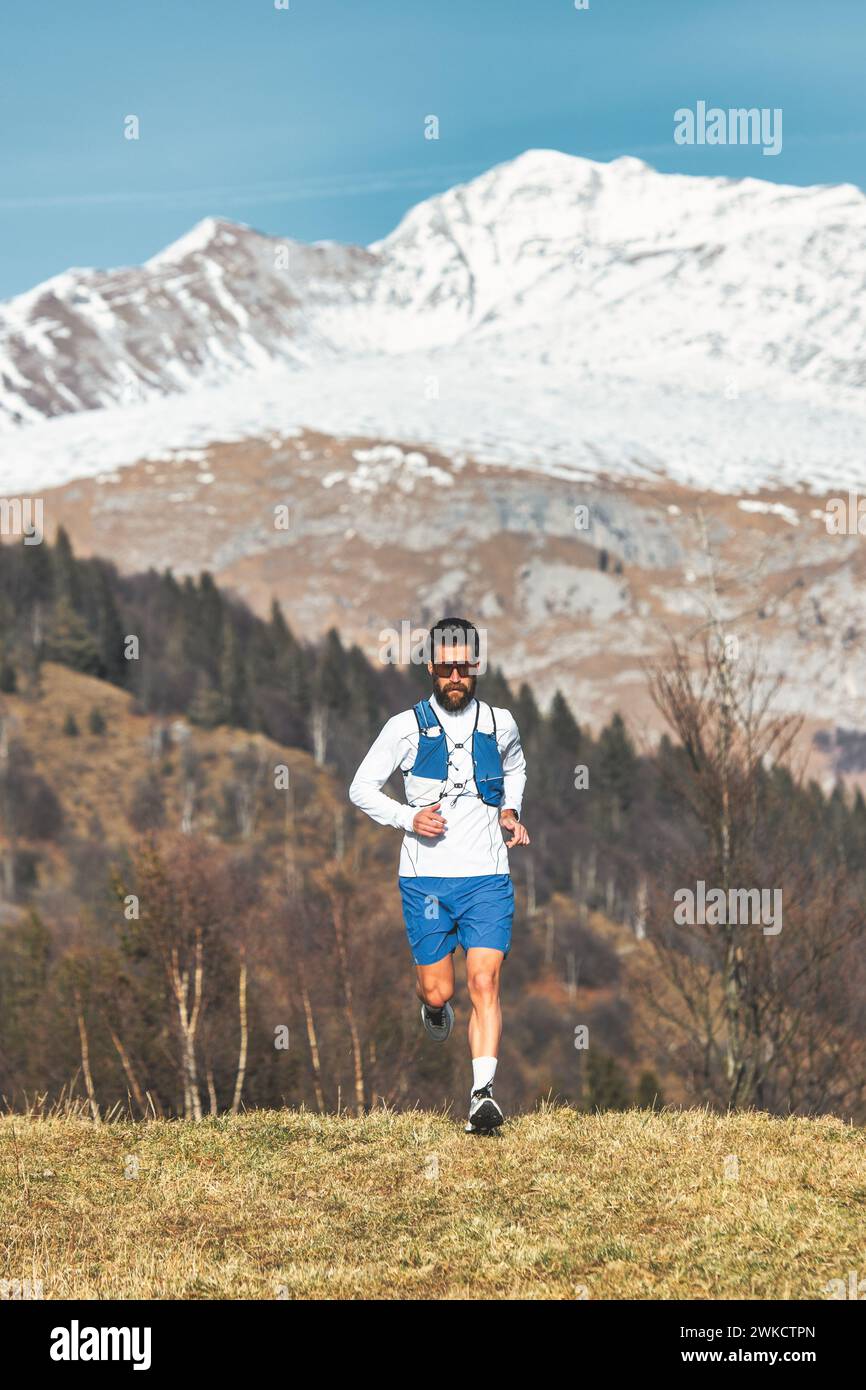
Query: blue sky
2 0 866 299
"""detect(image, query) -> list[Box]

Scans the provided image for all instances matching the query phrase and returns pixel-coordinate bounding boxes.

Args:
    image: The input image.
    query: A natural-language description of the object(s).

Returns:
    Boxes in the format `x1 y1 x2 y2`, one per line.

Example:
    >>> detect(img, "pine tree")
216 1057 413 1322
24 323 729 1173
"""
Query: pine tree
181 573 223 683
535 689 581 803
345 644 381 738
244 620 277 732
94 566 127 684
188 675 226 729
43 597 104 677
271 600 308 715
314 629 350 714
309 630 350 765
11 531 54 607
515 683 542 744
548 690 580 754
269 598 293 648
597 713 638 818
88 707 107 735
220 618 248 727
52 527 84 610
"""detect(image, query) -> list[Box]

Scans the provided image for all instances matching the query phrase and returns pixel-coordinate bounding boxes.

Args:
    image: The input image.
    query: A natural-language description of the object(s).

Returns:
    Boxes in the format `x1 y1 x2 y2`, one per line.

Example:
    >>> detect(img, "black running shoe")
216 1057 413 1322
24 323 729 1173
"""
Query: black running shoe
420 1000 454 1041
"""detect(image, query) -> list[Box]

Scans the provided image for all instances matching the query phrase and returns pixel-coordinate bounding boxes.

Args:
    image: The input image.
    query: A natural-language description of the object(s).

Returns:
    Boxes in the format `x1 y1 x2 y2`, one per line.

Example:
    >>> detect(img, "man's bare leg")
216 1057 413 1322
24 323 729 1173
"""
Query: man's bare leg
466 946 504 1058
416 954 456 1042
416 954 455 1009
464 947 505 1130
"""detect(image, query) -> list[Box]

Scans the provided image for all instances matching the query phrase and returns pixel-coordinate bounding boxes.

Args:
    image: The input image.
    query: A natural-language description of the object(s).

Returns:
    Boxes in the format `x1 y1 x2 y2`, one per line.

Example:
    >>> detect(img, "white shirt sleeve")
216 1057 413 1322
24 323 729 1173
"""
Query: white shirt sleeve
349 715 418 833
499 711 527 817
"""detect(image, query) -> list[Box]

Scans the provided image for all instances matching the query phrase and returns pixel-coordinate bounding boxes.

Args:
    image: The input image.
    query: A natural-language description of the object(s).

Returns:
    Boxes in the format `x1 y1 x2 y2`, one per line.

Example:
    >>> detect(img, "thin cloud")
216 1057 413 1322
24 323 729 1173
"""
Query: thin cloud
5 136 862 214
0 161 486 212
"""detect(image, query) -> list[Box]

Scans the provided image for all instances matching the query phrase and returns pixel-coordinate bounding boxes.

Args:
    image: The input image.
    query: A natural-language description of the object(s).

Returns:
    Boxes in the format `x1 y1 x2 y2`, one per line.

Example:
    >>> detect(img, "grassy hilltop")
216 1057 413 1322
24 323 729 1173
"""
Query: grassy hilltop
2 1106 864 1300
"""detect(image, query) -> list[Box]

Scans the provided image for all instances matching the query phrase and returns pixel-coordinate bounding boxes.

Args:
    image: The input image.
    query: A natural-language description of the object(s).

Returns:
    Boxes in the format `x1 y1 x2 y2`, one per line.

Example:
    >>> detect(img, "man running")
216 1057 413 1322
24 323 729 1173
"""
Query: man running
349 617 529 1132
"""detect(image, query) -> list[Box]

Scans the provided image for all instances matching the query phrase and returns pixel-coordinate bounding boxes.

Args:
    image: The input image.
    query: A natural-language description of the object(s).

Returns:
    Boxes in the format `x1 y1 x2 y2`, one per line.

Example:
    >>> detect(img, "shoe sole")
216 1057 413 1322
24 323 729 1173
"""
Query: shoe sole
465 1098 504 1133
420 1002 454 1042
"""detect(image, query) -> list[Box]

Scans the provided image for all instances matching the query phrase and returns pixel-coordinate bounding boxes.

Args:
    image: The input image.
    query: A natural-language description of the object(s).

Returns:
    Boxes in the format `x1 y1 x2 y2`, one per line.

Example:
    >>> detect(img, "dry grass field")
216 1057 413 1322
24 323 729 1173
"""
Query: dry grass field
2 1105 864 1300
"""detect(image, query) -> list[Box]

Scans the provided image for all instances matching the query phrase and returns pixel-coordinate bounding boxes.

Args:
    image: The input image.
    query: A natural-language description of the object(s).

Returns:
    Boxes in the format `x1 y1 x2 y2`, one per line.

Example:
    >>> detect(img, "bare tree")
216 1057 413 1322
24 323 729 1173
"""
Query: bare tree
74 986 100 1124
124 837 236 1121
282 788 325 1112
108 1025 148 1116
321 873 366 1116
230 946 248 1115
645 633 866 1113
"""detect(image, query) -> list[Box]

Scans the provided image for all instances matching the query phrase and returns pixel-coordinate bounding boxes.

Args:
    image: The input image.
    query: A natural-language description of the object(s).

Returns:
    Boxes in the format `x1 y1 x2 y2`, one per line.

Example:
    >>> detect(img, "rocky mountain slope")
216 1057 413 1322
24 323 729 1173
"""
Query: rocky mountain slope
29 427 866 776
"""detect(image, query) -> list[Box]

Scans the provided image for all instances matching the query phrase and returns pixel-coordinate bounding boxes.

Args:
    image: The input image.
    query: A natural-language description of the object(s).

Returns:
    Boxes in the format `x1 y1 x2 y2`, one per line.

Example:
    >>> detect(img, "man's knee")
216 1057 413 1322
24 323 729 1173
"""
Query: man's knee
419 976 453 1008
467 968 499 1004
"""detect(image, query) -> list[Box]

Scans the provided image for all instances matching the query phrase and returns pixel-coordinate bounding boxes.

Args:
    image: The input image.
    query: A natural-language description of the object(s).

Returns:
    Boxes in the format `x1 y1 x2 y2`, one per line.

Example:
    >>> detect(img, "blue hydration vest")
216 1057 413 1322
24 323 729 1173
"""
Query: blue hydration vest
404 699 505 808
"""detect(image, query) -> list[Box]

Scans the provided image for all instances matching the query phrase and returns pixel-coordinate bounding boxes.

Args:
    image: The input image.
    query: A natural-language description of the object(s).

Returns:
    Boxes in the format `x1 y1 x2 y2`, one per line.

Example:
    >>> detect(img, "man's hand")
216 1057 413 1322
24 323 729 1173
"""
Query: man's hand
499 809 530 848
412 803 447 838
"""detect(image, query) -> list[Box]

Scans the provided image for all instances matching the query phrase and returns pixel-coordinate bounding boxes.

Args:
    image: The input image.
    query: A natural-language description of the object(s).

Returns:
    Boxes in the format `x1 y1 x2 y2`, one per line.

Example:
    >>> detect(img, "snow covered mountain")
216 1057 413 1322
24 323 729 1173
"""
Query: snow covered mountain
4 149 866 752
2 150 866 497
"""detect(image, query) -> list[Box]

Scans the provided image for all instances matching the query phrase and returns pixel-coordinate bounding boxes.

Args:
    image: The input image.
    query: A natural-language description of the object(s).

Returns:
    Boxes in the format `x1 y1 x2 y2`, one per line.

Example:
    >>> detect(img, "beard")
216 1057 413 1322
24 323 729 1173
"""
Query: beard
434 676 476 713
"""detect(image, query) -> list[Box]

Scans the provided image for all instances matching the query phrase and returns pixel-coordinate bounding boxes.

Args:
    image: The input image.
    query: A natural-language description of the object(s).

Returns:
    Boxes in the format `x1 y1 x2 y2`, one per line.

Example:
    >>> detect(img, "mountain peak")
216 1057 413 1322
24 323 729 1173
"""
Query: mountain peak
501 147 588 173
484 147 652 185
4 149 866 456
146 216 255 267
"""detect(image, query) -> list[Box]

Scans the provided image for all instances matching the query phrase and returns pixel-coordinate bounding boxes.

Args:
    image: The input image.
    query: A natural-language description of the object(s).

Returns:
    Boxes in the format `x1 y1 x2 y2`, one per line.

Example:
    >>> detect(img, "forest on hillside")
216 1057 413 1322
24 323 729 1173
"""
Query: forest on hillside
1 533 865 1120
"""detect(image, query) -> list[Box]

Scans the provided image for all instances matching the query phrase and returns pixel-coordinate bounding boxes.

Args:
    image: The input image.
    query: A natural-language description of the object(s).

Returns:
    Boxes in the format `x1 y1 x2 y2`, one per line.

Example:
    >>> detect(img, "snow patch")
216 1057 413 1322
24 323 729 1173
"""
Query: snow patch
737 499 800 525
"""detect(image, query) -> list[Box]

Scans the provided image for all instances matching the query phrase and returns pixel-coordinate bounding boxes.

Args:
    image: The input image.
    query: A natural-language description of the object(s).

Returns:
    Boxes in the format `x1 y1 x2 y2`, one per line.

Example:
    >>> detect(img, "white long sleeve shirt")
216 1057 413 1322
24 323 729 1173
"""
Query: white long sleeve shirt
348 694 526 878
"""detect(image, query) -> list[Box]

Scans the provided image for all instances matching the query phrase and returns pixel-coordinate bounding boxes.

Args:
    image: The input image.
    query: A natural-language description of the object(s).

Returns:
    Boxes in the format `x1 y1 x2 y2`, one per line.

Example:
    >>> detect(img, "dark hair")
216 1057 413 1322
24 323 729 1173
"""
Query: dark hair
426 616 481 663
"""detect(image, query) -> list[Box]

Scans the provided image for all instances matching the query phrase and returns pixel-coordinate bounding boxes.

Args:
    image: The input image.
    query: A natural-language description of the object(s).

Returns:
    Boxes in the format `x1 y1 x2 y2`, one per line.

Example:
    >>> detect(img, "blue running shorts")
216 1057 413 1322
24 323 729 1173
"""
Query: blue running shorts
398 874 514 965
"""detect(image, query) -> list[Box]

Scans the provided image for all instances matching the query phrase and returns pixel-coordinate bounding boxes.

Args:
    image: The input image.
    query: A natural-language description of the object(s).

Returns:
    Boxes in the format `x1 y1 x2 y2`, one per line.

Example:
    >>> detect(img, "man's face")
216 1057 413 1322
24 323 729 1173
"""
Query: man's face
429 643 478 713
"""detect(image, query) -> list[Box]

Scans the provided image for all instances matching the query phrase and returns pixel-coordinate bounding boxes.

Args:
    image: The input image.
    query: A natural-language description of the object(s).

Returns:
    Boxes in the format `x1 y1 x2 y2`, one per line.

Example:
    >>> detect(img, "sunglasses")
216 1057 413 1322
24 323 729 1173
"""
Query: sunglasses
432 662 478 678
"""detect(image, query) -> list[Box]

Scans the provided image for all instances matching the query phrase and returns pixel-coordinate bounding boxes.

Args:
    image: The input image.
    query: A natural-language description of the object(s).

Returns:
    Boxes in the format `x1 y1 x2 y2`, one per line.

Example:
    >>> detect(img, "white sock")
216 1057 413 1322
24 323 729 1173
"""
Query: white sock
472 1056 497 1094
